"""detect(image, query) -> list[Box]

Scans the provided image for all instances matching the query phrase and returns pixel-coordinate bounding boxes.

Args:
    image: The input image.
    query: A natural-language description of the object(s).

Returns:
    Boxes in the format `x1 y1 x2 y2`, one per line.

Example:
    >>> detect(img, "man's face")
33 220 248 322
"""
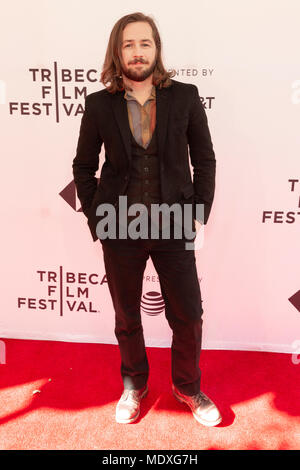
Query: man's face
121 21 157 82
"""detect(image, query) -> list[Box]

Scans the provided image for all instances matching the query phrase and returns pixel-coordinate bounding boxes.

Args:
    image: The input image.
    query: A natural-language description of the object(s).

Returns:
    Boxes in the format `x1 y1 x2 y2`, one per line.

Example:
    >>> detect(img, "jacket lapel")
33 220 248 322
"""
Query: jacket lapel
155 85 171 163
111 90 132 163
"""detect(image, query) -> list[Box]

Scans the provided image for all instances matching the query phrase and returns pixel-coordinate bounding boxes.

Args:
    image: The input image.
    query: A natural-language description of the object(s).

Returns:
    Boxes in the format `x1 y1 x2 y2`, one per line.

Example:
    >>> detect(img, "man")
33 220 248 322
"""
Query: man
72 12 221 427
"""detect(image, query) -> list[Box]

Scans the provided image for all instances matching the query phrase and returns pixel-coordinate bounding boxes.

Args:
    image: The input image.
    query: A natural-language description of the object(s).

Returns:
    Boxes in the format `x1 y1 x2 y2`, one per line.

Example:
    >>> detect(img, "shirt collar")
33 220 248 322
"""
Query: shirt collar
124 85 156 103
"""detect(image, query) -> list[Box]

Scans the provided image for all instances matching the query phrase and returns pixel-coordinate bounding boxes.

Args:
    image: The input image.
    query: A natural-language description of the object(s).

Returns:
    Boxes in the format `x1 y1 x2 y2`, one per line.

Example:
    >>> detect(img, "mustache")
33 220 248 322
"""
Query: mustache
129 58 148 65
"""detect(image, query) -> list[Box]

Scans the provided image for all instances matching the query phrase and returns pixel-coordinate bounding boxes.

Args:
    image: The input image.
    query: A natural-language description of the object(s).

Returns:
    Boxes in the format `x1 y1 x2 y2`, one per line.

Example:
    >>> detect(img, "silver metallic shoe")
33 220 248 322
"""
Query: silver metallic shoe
115 384 148 424
172 384 222 427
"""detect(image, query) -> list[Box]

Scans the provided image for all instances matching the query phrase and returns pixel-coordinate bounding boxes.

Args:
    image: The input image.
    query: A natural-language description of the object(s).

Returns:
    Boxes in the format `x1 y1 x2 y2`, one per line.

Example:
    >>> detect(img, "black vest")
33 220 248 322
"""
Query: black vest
122 129 164 235
125 129 161 209
120 129 181 237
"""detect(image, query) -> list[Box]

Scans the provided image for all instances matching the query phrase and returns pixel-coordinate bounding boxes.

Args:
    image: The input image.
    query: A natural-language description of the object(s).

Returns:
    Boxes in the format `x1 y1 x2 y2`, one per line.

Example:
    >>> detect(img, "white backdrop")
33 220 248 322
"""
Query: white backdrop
1 0 300 354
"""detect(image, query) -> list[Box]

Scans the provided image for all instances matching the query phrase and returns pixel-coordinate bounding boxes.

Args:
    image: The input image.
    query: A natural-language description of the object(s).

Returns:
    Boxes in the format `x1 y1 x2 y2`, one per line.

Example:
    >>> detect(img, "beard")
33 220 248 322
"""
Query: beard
121 58 156 82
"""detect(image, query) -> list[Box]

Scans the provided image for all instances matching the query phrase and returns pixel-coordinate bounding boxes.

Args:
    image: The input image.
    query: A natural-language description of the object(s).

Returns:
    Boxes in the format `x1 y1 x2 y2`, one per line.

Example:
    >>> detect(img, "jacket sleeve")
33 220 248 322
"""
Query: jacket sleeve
187 85 216 224
72 95 103 217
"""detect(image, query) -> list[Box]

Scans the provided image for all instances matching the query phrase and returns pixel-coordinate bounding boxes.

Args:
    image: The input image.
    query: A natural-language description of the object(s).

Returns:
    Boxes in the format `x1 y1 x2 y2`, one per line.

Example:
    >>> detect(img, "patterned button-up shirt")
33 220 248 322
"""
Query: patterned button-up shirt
124 85 156 149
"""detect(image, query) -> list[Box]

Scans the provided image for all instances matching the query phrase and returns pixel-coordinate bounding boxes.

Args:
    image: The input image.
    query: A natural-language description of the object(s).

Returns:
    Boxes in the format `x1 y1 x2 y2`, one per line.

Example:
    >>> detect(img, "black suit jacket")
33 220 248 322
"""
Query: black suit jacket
72 79 216 242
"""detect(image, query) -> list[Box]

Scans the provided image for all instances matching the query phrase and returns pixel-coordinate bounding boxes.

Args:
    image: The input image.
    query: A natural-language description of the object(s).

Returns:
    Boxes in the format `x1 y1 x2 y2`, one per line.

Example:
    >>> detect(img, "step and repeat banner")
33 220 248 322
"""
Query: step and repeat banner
1 0 299 355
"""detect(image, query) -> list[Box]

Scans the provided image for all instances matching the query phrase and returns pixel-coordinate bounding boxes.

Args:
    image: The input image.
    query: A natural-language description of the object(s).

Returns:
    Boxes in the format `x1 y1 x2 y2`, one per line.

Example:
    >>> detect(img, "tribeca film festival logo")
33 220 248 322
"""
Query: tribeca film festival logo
7 62 99 123
262 179 300 317
2 63 215 121
17 267 107 316
262 179 300 224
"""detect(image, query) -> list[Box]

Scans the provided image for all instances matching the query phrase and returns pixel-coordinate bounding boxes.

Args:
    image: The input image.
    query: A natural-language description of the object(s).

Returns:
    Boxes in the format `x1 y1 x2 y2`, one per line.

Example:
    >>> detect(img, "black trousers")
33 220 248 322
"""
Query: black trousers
99 226 204 396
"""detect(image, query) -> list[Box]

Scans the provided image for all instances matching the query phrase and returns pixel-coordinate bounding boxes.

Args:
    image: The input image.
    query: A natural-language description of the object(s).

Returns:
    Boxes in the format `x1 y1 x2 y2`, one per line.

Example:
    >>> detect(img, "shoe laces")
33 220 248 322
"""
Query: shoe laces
122 389 141 404
192 391 210 407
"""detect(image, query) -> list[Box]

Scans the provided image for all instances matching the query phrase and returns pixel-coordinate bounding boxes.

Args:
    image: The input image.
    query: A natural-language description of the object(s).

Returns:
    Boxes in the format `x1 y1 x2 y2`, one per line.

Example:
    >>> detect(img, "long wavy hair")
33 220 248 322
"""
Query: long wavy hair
100 12 175 93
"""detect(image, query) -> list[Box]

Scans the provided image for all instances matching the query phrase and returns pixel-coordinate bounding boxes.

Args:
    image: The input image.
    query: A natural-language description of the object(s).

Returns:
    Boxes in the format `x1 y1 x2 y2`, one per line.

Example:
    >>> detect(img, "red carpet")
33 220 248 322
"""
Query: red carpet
0 338 299 450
